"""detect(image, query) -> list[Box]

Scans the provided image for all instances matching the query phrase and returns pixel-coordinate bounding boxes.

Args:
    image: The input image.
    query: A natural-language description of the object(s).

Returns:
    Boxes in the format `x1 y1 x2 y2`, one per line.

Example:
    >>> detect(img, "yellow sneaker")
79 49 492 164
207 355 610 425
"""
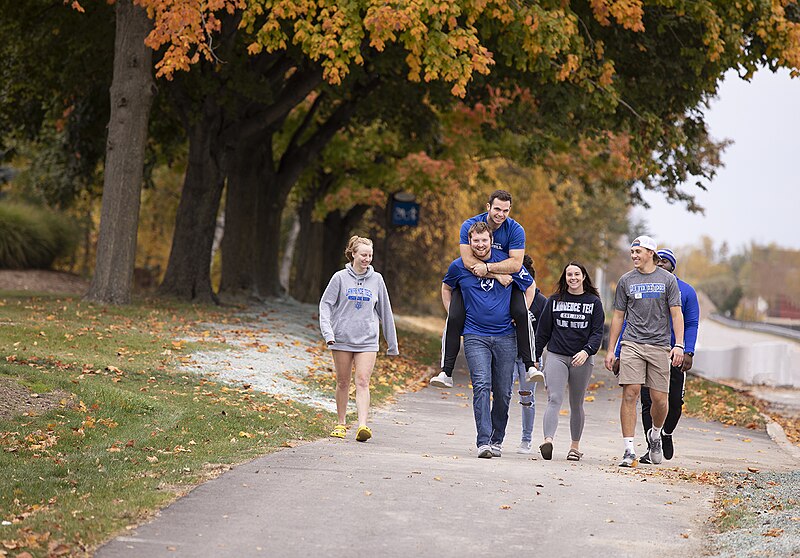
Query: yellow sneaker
355 425 372 442
330 424 347 439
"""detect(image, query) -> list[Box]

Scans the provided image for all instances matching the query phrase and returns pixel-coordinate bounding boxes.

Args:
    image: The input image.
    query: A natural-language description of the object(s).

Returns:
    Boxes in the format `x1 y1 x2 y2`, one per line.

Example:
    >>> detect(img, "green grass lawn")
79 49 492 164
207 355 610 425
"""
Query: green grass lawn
0 292 439 557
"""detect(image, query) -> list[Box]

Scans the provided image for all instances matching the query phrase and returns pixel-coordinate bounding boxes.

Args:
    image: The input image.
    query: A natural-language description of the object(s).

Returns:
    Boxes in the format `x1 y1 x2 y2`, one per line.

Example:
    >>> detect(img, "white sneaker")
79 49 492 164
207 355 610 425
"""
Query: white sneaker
525 366 544 383
648 428 663 464
517 441 532 454
618 449 637 467
430 371 453 388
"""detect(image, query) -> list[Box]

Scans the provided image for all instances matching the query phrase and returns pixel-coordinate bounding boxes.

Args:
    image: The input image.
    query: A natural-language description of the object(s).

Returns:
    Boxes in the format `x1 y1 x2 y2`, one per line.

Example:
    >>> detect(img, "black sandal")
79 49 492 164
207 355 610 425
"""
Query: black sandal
567 448 584 461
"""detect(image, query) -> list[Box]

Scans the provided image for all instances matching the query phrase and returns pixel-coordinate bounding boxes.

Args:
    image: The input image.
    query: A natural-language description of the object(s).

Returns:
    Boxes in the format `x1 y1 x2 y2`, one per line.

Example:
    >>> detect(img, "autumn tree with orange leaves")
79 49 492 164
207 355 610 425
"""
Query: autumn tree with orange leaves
55 0 800 304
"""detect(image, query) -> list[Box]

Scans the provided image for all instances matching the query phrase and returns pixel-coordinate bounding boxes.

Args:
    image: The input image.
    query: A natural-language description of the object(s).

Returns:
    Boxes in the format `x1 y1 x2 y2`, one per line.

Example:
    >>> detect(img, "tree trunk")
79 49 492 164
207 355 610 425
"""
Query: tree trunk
219 136 265 297
288 197 325 302
279 214 300 291
290 204 370 303
157 98 226 303
323 205 369 281
253 172 291 298
85 0 153 304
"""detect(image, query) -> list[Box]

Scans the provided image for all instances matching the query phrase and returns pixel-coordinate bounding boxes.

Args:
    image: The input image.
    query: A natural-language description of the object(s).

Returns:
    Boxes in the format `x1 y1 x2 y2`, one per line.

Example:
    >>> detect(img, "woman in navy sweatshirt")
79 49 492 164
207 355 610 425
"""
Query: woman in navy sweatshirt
534 261 604 461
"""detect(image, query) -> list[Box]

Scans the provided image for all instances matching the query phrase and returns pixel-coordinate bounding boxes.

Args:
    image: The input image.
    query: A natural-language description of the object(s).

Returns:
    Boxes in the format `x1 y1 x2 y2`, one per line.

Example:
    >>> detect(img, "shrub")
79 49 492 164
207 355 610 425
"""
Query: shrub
0 202 78 269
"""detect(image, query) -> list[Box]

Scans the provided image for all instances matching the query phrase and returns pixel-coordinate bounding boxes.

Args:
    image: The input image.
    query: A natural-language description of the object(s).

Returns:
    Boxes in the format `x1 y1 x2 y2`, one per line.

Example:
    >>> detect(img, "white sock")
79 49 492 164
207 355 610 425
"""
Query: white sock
651 426 662 439
624 437 634 453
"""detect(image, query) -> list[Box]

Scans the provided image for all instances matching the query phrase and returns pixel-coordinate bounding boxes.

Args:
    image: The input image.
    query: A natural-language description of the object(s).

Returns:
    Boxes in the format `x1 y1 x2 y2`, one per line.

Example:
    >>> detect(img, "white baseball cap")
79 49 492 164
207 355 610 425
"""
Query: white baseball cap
631 235 657 251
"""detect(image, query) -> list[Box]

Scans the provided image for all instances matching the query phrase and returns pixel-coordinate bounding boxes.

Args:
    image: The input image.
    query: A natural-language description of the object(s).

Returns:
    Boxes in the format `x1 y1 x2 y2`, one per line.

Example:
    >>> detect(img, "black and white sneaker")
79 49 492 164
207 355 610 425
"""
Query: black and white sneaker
639 451 652 464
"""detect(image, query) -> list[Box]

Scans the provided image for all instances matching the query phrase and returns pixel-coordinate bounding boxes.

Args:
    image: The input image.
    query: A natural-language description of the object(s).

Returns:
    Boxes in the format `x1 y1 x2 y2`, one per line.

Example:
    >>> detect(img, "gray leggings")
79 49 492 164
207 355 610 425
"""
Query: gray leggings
542 352 594 441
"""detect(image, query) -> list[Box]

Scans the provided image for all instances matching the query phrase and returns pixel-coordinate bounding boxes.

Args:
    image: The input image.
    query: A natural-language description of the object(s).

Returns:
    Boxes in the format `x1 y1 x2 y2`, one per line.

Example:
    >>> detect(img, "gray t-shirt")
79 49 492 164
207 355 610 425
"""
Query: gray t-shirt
614 267 681 347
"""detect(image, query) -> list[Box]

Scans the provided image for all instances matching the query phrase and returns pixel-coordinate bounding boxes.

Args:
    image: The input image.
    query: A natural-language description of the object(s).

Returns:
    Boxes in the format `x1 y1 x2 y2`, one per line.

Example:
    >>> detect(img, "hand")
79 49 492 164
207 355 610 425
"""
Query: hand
470 262 489 277
495 274 513 287
670 346 684 368
681 353 693 372
571 350 588 367
612 358 620 376
604 351 615 371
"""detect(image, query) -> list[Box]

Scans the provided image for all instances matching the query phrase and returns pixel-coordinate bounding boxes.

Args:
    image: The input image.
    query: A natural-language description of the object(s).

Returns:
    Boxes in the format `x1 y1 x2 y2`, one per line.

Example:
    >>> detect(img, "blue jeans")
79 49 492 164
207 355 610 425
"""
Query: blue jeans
463 333 517 448
512 358 537 442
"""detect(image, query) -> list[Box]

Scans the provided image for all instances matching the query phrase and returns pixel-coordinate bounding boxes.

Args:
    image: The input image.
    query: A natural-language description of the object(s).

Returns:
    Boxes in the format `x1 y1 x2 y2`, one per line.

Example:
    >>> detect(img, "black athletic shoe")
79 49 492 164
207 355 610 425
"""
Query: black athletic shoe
662 434 674 460
639 451 652 464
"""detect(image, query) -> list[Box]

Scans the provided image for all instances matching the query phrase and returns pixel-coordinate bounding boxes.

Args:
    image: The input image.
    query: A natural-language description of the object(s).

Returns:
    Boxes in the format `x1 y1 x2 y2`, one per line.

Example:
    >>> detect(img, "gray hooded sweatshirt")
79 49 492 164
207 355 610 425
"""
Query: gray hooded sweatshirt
319 263 399 355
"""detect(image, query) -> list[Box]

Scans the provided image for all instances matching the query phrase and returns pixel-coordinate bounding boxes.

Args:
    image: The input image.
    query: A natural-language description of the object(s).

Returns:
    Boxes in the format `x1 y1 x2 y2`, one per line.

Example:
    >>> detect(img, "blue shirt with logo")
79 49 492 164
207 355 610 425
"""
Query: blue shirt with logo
443 250 533 336
459 212 526 253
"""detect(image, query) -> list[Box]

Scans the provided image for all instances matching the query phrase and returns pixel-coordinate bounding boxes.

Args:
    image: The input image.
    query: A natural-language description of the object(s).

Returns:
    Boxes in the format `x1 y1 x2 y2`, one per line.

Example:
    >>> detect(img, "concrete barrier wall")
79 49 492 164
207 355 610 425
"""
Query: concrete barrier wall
692 343 800 387
710 314 800 342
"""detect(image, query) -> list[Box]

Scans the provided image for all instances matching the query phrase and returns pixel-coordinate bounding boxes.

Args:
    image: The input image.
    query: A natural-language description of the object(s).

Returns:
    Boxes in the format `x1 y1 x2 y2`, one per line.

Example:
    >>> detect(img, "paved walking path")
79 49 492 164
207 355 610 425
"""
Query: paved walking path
96 359 796 558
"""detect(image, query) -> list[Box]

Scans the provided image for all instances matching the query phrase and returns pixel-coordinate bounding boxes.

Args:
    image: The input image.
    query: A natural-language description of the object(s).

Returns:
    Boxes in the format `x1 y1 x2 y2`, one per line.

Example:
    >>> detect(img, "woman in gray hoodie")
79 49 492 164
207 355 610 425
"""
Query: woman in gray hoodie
319 235 399 442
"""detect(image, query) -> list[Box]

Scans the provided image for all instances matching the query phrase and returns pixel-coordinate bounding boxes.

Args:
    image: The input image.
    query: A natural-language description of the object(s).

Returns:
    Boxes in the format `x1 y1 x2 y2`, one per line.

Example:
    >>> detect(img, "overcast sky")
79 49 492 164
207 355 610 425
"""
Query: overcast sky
634 68 800 252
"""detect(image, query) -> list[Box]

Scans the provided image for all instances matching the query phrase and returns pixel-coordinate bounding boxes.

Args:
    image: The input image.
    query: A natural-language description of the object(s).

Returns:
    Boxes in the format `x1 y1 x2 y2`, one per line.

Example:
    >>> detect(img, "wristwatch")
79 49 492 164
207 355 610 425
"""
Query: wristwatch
685 352 694 357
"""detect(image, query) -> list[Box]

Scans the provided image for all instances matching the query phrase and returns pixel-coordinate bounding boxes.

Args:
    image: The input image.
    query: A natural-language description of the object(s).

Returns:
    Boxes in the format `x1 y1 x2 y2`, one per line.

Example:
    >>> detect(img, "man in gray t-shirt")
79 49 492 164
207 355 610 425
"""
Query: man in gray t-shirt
614 267 681 347
604 236 685 468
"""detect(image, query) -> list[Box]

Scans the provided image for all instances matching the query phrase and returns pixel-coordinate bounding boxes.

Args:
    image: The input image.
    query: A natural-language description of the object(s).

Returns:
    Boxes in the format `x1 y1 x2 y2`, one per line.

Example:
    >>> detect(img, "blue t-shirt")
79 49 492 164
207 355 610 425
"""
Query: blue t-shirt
459 212 526 253
443 250 533 336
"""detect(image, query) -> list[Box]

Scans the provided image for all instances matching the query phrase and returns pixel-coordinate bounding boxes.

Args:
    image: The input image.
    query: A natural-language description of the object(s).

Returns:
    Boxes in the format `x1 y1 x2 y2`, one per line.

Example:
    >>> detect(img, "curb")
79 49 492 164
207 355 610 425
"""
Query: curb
689 372 800 461
760 412 800 460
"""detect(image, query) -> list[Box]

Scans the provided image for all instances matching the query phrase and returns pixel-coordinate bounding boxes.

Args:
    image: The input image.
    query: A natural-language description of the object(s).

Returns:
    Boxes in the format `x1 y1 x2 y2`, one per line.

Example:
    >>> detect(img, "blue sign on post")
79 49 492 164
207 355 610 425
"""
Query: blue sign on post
391 199 420 227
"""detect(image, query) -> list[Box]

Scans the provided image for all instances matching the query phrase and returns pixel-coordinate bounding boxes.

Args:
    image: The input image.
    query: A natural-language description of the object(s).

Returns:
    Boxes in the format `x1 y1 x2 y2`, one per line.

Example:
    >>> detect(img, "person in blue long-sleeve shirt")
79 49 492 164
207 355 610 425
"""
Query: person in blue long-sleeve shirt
614 248 699 463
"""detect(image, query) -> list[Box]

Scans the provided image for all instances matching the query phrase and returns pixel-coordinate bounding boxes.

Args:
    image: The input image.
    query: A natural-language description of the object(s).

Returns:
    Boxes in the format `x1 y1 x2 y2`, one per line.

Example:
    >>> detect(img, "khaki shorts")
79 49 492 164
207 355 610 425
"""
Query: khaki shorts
618 341 670 392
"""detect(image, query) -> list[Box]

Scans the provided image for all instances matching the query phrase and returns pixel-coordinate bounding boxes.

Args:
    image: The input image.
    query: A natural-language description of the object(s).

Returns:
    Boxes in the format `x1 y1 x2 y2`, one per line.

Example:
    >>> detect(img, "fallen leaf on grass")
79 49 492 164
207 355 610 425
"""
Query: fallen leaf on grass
763 528 783 537
48 542 71 556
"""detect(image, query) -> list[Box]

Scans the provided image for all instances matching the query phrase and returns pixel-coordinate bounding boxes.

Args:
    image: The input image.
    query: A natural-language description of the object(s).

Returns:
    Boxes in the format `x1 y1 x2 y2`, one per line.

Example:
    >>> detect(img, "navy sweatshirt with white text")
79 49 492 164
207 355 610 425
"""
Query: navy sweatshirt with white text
535 292 604 361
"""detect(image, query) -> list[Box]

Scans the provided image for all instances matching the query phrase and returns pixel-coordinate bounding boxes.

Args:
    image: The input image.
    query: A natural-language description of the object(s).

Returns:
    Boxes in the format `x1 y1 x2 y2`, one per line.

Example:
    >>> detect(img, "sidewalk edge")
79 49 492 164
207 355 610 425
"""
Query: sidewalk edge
760 412 800 460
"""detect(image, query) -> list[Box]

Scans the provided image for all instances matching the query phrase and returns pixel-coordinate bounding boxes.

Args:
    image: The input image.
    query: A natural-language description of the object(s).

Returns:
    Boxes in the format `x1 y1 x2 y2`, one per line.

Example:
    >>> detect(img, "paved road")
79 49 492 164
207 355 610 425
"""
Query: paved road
96 360 796 558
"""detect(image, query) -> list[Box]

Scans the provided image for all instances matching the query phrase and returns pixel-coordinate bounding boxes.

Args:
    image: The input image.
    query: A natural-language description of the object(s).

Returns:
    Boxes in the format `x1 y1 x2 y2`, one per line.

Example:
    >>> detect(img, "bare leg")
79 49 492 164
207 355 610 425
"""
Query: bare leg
332 350 355 424
620 384 641 437
353 352 377 427
648 388 669 429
